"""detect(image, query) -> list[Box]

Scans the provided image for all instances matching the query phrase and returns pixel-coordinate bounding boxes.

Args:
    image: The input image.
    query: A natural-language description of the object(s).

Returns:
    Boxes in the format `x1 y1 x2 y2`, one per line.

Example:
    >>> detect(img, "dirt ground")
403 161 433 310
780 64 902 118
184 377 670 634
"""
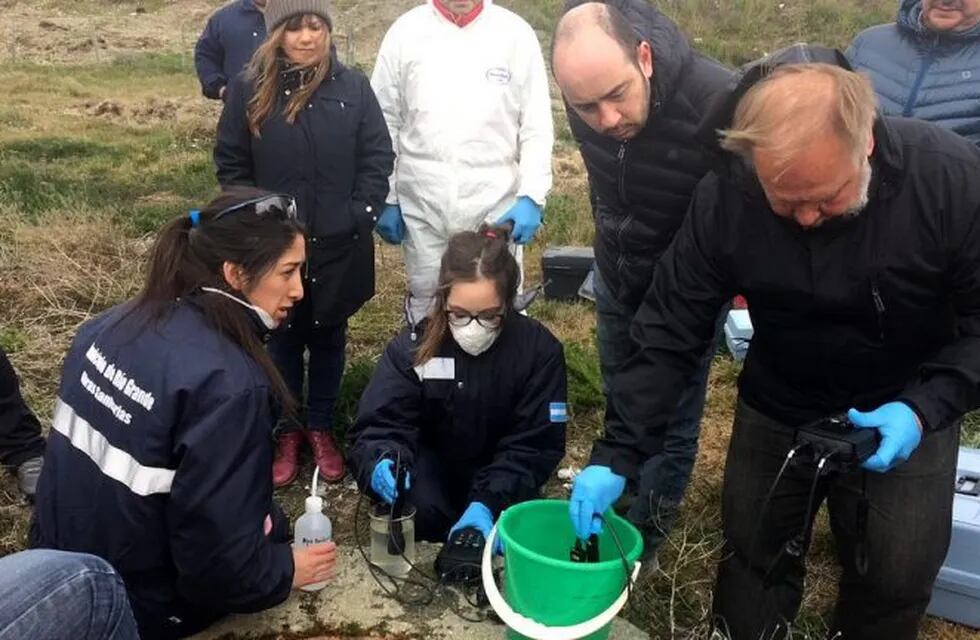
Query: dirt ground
0 1 423 67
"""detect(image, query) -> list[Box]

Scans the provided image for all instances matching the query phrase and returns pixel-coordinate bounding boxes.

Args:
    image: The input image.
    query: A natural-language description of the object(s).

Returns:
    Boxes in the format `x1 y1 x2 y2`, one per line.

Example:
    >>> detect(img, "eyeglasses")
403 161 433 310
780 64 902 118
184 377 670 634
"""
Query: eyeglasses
446 308 504 329
213 194 298 223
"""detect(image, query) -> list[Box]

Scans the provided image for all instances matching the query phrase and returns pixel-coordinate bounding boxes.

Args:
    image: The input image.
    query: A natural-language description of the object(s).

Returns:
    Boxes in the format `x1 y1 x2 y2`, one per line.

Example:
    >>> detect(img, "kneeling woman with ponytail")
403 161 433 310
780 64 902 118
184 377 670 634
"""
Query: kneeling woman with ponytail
349 226 568 545
32 189 336 640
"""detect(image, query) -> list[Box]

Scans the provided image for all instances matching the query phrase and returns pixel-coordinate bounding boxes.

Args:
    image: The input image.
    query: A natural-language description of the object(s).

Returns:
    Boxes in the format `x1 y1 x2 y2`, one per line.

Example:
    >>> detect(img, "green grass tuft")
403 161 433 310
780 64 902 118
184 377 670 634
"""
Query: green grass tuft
332 356 380 447
1 137 123 162
0 327 29 355
564 339 605 414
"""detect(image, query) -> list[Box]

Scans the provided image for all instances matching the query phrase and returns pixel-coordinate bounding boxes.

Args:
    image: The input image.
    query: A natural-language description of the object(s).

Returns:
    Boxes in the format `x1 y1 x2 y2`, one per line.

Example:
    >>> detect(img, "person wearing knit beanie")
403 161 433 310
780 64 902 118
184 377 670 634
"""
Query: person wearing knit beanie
217 0 394 493
264 0 332 32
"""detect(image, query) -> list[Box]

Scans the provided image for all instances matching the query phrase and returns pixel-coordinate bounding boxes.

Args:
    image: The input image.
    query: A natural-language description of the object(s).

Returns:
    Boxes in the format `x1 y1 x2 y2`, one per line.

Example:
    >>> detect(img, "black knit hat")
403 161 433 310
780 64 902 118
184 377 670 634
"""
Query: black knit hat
264 0 333 32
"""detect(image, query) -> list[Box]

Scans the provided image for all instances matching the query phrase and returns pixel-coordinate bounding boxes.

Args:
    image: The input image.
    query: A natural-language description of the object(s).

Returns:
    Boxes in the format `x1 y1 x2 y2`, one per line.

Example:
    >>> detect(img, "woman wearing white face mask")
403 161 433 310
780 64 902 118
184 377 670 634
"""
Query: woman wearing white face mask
32 188 337 640
349 225 568 544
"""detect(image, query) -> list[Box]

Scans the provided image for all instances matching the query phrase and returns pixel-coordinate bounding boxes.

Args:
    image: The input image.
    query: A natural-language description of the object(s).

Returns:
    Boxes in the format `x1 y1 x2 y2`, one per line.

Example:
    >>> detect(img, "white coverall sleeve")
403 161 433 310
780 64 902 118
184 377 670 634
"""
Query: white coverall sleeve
371 27 403 206
516 27 554 208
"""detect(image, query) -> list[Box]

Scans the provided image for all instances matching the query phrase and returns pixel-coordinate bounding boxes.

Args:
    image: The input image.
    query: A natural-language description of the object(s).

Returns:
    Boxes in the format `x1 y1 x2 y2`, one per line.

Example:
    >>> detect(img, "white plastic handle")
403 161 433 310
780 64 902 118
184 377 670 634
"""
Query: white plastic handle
480 524 641 640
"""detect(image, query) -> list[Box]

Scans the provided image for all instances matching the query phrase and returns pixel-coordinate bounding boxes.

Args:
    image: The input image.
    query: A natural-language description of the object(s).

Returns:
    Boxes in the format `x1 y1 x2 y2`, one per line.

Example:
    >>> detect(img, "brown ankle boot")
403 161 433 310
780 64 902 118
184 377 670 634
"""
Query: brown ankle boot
306 431 346 482
272 432 303 487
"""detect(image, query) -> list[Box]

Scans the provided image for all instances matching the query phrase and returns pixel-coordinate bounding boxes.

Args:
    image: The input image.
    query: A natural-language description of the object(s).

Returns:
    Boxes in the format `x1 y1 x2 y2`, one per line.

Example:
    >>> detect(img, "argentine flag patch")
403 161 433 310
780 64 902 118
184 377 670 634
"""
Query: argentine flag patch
550 402 568 423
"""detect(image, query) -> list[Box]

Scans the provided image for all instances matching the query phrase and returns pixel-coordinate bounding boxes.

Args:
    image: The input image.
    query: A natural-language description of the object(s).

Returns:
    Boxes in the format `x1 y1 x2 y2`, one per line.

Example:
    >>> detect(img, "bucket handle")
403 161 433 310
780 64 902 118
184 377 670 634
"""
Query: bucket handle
481 524 641 640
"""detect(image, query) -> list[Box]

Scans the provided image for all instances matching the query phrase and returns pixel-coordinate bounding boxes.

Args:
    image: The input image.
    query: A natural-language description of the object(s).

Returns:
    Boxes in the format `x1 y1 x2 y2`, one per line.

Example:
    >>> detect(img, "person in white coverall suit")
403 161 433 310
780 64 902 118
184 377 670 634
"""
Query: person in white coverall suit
370 0 554 321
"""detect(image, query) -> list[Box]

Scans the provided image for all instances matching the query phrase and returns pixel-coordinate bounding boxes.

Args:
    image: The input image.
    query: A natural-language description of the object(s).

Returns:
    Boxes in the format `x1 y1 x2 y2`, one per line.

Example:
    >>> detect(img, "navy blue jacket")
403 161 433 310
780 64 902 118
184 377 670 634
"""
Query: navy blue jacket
348 314 568 516
215 56 394 325
31 299 292 639
194 0 267 100
848 0 980 145
562 0 731 308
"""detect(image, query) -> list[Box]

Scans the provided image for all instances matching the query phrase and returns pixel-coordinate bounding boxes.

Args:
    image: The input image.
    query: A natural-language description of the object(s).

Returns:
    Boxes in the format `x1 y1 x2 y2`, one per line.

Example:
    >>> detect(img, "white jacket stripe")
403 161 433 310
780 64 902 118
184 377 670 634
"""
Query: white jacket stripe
51 398 176 496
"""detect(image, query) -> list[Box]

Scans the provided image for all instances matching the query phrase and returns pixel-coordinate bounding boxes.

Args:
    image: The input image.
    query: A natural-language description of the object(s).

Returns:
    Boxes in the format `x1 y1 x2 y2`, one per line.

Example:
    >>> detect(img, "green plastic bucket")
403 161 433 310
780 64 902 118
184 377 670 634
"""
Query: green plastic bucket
481 499 643 640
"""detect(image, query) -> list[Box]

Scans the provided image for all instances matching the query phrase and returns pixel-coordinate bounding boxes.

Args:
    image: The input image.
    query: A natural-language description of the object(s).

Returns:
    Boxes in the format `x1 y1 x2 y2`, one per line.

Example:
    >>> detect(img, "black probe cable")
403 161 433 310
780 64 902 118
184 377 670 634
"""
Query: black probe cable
745 443 810 577
595 513 636 612
759 452 830 586
355 451 436 604
798 453 833 554
357 450 493 620
739 443 810 639
353 489 436 606
352 489 495 623
748 452 833 639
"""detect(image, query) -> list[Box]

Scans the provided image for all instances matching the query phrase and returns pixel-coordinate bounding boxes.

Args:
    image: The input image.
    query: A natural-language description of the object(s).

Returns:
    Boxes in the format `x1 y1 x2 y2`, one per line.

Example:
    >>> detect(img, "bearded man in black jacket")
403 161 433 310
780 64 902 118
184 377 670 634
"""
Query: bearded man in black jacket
552 0 731 563
570 45 980 640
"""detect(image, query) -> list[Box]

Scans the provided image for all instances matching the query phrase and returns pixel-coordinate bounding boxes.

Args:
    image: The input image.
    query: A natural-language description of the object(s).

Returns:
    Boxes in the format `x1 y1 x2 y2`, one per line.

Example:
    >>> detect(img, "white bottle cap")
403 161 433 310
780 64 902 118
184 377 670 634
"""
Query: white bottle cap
305 496 323 513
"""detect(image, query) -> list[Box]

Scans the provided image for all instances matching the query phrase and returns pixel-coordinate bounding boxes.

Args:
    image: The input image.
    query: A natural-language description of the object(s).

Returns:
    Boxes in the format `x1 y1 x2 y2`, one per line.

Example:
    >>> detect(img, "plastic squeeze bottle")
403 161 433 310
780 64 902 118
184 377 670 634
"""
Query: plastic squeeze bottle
294 495 333 592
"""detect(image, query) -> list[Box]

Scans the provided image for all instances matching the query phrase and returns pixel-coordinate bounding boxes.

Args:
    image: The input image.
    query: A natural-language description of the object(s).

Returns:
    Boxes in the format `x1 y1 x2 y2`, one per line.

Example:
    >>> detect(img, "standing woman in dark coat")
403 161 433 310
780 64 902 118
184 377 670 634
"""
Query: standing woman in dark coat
215 0 394 487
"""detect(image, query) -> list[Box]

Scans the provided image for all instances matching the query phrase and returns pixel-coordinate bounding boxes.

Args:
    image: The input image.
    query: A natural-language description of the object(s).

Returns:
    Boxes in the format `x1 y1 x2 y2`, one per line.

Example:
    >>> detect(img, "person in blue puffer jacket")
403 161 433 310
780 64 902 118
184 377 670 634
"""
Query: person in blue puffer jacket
848 0 980 146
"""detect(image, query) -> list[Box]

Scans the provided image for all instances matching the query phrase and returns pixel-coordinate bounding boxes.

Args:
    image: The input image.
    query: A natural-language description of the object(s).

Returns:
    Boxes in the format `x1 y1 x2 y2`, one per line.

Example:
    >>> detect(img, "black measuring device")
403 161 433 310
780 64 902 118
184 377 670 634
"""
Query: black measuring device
793 413 879 472
434 527 486 583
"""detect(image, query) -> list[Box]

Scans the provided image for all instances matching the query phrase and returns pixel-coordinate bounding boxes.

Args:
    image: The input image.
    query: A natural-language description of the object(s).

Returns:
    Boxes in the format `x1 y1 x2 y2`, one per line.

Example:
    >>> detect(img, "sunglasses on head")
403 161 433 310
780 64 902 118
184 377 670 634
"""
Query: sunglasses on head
213 193 298 222
190 194 299 227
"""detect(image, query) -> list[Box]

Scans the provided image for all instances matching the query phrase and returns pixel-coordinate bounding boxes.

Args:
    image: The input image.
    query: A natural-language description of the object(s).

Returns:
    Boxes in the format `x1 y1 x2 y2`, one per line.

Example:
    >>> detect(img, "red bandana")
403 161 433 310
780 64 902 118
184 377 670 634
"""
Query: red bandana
433 0 484 28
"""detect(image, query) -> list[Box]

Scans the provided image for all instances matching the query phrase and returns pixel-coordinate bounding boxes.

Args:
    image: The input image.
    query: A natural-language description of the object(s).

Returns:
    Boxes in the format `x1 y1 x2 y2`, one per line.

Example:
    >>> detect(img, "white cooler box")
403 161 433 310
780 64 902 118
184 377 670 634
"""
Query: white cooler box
724 309 753 362
926 446 980 628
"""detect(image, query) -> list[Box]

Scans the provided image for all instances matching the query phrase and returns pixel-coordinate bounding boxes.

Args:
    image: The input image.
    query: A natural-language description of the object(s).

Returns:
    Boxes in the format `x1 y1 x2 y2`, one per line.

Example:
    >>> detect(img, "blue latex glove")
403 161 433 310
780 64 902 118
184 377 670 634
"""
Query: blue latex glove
495 196 542 245
848 403 923 473
376 204 406 244
370 459 411 504
569 465 626 540
449 501 494 540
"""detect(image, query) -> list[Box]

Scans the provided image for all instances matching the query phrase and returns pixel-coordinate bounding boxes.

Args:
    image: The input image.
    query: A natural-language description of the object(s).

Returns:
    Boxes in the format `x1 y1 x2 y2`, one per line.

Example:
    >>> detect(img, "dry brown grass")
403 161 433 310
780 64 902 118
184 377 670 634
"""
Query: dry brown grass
0 208 148 553
0 209 149 414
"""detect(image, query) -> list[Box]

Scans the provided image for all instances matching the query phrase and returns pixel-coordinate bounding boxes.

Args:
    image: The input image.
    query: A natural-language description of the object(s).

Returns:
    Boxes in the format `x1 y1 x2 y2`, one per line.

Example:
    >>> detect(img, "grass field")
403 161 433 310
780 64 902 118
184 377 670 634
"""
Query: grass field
1 1 978 638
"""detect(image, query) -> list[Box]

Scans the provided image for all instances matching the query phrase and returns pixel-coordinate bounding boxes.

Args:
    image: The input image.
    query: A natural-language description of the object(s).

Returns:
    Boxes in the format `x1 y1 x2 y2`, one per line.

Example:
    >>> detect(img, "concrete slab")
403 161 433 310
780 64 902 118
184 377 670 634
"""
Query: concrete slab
191 543 649 640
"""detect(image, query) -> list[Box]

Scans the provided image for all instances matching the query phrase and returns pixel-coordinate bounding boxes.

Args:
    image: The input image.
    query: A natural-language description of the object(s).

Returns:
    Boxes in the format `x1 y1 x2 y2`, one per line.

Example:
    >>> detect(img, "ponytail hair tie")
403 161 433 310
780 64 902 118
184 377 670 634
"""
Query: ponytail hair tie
483 228 499 239
188 209 201 228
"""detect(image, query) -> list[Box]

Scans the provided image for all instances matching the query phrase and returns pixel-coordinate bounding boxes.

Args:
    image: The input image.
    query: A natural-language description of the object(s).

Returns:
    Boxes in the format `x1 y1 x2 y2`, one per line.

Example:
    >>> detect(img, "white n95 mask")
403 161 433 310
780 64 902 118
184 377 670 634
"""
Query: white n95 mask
450 321 500 356
201 287 278 330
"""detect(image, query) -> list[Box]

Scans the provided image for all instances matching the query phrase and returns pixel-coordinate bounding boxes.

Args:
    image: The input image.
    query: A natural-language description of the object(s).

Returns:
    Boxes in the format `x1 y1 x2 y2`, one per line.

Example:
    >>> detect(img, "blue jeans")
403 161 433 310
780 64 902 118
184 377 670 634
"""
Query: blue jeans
594 268 720 556
0 549 138 640
268 297 347 431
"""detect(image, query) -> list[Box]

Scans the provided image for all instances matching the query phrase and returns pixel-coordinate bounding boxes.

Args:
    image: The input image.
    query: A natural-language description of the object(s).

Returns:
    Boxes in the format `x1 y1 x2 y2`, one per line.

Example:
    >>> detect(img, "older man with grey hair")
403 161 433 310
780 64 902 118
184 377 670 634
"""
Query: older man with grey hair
570 44 980 639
